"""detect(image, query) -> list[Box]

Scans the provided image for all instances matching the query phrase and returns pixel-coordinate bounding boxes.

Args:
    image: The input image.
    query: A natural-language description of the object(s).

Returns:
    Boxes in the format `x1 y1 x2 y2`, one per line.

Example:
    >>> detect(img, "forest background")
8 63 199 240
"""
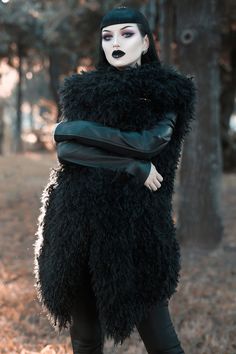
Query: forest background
0 0 236 353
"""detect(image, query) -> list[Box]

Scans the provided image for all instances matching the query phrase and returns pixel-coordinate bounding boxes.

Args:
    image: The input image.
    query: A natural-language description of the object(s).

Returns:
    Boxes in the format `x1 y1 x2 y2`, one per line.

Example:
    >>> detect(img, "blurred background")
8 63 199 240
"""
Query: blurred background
0 0 235 353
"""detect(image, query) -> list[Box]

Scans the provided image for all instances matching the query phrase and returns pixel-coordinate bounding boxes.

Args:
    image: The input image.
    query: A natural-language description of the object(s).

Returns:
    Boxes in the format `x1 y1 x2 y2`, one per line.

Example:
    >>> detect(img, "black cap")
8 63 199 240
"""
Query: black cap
100 6 149 31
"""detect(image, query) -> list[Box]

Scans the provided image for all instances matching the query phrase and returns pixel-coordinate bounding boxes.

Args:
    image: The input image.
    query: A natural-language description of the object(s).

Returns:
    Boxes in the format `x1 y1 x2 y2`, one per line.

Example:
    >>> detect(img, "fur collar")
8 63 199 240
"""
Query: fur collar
59 61 196 131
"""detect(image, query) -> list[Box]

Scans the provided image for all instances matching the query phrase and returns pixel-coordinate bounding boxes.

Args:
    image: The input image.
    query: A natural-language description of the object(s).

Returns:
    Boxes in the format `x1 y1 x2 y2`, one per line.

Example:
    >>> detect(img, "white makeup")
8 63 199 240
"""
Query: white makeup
101 22 149 70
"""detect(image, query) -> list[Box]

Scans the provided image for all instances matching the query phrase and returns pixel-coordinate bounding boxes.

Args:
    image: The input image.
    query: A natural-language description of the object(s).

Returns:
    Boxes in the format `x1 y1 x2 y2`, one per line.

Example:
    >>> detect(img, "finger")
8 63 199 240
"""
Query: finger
145 184 152 191
152 179 161 189
155 174 163 184
155 177 162 186
155 172 163 182
149 182 158 191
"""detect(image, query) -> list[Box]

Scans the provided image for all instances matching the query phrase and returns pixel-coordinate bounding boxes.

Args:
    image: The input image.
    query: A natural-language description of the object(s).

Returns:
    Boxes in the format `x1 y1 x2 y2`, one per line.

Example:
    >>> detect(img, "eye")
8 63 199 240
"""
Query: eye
102 35 112 41
102 32 134 41
123 32 134 38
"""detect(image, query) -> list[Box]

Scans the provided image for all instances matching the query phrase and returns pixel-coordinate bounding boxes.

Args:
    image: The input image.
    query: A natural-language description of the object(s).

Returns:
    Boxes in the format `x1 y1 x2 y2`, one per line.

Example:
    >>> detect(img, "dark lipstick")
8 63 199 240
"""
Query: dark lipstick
112 50 125 58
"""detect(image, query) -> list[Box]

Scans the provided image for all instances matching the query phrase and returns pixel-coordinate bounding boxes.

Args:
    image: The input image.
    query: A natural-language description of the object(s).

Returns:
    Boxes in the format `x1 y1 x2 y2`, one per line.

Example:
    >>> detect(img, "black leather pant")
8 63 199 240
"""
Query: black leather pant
70 265 185 354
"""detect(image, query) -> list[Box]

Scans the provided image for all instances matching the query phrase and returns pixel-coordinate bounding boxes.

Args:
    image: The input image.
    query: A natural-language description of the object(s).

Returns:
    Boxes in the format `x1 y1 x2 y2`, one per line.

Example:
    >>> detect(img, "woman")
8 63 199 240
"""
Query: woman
34 6 197 354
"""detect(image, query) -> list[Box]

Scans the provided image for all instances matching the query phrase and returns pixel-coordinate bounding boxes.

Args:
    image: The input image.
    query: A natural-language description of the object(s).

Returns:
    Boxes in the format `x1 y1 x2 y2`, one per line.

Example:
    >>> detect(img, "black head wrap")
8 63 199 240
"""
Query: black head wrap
96 6 160 69
100 6 150 32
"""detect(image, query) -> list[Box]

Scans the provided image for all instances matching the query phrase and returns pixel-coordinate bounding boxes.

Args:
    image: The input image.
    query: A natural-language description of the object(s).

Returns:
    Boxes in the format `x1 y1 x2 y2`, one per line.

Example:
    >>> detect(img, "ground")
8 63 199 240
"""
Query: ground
0 152 235 354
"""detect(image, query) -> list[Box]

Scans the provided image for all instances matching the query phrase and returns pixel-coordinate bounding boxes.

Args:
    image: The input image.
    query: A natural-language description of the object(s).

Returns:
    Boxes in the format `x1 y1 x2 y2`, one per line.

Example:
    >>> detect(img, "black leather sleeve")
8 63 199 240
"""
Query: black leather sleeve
54 112 177 160
56 141 152 185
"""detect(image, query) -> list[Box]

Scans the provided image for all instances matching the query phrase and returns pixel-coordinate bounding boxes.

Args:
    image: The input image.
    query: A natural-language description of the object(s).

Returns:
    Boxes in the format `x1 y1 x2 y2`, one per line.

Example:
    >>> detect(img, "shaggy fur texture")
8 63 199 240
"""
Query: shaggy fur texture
33 61 197 346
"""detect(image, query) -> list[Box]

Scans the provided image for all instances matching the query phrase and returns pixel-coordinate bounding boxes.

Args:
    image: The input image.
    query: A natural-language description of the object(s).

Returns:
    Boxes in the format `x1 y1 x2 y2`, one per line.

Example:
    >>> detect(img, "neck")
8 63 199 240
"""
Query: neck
113 62 141 71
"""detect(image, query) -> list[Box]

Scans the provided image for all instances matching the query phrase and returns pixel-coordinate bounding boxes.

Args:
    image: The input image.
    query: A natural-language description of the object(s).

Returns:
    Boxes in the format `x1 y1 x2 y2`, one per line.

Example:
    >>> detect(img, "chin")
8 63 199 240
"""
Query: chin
114 64 129 69
108 57 128 67
112 61 136 69
110 61 128 67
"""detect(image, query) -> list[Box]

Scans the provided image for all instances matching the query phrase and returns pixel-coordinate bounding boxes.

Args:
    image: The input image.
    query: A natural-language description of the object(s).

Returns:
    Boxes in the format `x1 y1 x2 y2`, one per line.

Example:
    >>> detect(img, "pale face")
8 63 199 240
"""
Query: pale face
101 23 149 70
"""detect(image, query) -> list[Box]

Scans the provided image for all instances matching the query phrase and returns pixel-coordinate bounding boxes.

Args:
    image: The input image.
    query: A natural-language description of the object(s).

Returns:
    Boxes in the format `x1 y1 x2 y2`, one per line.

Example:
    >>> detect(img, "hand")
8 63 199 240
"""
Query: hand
144 163 163 191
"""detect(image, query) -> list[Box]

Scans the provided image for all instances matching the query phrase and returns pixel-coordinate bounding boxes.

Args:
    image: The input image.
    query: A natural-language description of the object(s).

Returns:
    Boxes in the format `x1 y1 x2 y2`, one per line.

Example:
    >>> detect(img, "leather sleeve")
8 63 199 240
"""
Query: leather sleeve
56 141 152 185
54 112 177 160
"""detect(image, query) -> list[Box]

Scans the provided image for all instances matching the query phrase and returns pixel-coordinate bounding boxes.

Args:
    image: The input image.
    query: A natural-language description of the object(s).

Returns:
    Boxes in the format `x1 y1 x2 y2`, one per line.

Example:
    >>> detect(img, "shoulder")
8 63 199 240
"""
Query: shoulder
58 69 101 122
59 69 98 93
58 69 99 109
155 63 197 108
163 64 196 94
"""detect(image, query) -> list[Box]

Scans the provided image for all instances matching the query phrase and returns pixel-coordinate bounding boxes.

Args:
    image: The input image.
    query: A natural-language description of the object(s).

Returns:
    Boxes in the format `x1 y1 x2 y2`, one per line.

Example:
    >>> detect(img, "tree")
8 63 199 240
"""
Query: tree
175 0 223 249
219 0 236 171
0 0 43 152
158 0 175 64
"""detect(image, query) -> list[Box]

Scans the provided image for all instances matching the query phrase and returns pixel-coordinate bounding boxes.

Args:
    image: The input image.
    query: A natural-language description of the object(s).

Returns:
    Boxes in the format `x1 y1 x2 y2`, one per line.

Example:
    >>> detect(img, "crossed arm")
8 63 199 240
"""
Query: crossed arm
54 112 176 159
54 112 177 184
56 141 152 184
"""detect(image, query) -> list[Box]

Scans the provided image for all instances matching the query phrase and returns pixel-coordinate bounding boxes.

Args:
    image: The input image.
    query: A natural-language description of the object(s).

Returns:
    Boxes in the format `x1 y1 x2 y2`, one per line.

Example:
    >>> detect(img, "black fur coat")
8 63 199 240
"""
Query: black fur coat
33 61 197 345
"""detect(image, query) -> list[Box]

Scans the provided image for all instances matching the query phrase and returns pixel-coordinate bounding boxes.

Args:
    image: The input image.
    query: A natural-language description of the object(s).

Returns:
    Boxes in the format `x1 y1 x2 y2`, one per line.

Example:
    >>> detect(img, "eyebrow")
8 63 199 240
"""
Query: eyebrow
102 25 134 33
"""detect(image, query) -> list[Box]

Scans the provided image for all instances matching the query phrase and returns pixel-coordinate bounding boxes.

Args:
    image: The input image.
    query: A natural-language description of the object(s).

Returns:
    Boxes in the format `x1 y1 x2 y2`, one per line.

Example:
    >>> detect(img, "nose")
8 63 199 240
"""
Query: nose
113 34 120 47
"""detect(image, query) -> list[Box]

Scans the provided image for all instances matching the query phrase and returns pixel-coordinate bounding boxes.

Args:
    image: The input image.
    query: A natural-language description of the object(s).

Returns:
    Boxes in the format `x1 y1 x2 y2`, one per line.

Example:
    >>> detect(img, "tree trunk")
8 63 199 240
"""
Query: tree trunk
158 0 175 64
29 103 35 131
48 51 61 122
175 0 223 249
0 104 4 155
140 0 157 31
220 27 236 171
14 44 23 152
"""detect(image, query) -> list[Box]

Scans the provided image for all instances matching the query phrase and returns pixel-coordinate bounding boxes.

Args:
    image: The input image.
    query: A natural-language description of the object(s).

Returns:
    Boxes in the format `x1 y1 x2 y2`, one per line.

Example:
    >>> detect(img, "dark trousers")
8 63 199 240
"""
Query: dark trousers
70 265 185 354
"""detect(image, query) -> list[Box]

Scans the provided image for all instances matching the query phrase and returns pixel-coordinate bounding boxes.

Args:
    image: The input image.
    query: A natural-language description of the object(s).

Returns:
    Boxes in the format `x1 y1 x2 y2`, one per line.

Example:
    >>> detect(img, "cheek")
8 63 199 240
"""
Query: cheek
123 37 143 51
101 42 106 52
102 41 112 55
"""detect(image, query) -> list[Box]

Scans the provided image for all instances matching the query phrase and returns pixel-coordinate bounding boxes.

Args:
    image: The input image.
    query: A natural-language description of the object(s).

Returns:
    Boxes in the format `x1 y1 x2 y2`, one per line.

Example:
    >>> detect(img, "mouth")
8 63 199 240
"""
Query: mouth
112 50 125 58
